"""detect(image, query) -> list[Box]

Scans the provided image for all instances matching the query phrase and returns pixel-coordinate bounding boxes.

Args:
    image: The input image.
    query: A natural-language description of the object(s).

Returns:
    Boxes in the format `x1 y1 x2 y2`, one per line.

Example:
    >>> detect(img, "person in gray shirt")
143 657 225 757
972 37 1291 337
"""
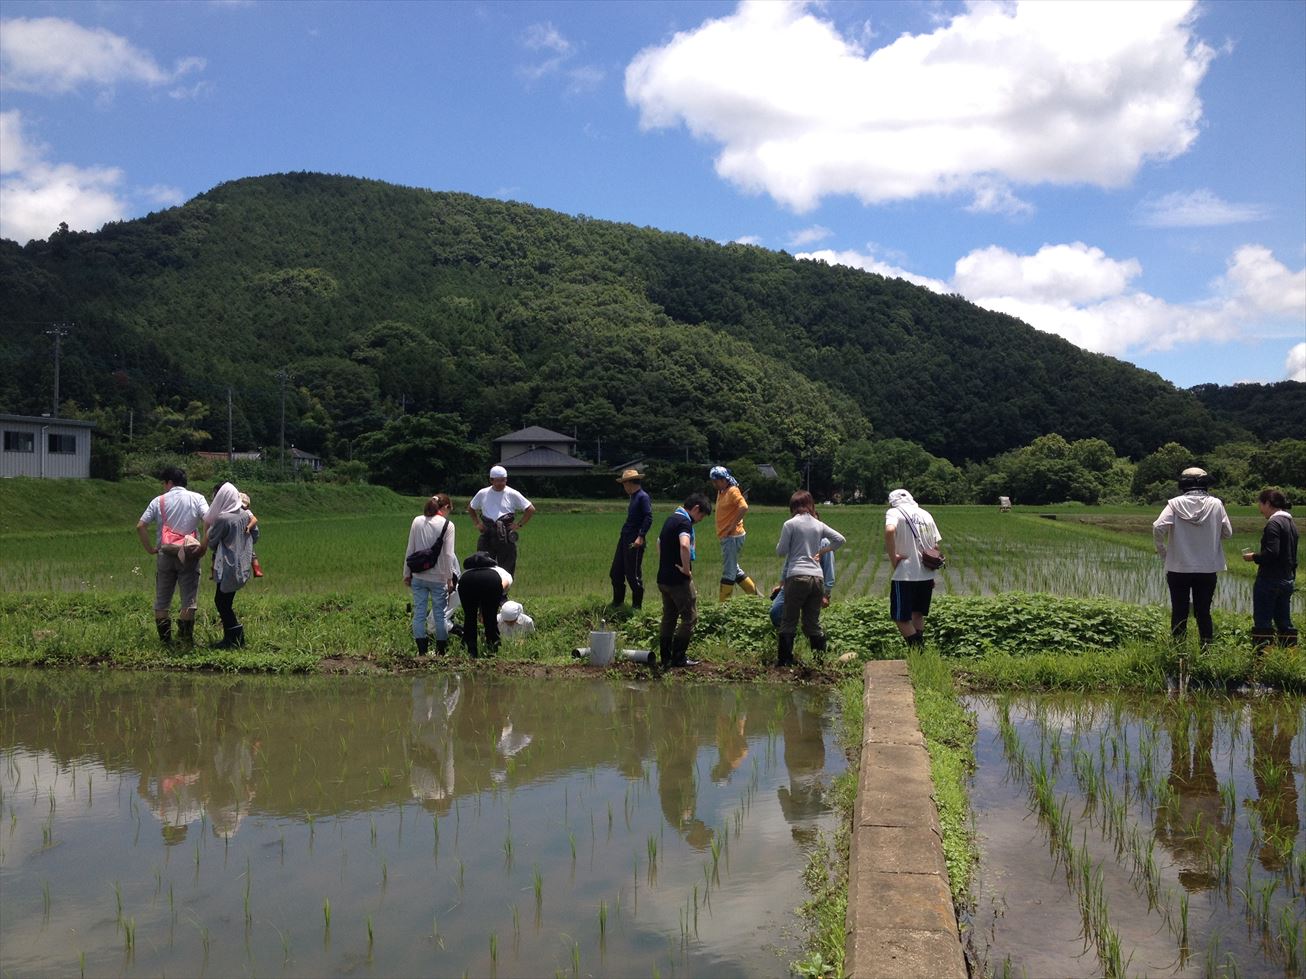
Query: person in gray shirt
775 490 845 668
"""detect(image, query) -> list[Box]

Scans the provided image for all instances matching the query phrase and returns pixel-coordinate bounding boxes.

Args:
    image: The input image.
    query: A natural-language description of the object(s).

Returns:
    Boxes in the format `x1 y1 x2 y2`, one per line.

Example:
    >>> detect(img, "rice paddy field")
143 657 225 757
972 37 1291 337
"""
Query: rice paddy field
0 484 1291 617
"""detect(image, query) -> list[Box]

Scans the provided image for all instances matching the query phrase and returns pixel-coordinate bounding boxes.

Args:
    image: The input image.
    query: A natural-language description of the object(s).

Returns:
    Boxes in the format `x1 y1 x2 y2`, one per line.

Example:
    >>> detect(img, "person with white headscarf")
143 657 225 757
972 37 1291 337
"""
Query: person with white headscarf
884 489 942 647
1153 467 1232 647
204 482 259 648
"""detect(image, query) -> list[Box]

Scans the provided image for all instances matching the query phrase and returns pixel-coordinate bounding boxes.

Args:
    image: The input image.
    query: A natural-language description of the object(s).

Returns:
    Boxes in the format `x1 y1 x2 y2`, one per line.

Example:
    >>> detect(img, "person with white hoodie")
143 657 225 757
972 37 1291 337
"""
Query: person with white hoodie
1152 467 1233 647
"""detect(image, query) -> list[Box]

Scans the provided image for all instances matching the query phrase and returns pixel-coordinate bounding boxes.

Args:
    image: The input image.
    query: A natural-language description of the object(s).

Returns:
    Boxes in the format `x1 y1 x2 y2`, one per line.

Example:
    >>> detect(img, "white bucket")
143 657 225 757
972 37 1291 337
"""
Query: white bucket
588 631 617 666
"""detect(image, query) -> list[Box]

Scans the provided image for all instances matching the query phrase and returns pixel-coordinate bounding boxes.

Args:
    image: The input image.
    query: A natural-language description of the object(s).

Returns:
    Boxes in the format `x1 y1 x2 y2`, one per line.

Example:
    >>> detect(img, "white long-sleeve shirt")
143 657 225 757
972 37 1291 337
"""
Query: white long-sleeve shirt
1152 492 1232 573
404 515 457 583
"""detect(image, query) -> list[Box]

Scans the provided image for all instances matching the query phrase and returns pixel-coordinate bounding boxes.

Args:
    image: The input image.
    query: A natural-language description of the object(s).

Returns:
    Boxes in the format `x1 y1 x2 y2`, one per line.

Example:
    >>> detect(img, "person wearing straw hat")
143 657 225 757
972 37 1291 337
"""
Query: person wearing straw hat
1152 466 1232 647
468 465 534 576
610 468 652 609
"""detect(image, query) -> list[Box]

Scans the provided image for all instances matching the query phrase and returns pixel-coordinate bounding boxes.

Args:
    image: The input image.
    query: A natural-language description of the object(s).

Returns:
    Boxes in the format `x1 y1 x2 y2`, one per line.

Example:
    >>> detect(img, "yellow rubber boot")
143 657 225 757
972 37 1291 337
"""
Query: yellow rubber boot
738 576 758 596
718 582 734 603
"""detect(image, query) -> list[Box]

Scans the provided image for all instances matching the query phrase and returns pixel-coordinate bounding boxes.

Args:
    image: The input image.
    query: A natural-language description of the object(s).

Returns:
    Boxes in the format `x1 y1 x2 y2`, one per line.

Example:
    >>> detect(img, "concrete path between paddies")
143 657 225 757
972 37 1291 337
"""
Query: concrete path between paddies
844 660 967 979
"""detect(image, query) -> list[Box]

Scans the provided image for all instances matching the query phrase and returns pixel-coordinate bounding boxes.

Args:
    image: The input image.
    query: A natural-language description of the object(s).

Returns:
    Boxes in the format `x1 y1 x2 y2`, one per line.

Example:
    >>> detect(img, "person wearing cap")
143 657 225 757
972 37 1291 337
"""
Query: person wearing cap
709 466 759 602
468 465 534 576
496 600 536 640
885 488 942 647
656 492 713 670
1153 467 1233 647
610 469 653 609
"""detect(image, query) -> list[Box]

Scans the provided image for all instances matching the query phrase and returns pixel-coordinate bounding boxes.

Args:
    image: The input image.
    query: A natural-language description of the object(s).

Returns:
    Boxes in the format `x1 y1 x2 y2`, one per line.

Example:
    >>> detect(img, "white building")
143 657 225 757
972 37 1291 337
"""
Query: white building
0 414 95 479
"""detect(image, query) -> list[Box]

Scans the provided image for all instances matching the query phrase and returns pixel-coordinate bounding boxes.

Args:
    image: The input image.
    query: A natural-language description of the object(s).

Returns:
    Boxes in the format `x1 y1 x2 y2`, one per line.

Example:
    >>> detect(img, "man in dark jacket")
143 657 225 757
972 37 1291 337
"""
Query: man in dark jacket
610 469 653 609
1243 487 1299 651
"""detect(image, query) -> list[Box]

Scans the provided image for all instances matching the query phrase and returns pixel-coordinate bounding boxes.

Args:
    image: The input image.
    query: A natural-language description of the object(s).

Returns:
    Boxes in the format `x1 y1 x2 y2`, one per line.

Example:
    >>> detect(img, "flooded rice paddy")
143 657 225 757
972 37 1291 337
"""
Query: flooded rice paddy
967 692 1306 977
0 670 846 978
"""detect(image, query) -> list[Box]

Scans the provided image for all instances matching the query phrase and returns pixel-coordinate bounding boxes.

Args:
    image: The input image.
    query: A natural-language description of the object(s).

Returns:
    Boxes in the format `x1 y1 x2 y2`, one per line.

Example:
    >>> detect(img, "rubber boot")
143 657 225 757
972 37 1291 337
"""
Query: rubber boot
905 631 925 648
156 618 172 644
809 634 827 659
611 585 625 607
659 634 674 672
1252 628 1275 654
436 639 449 656
737 574 758 596
415 636 430 657
671 637 697 669
718 582 734 603
777 633 796 668
1276 628 1299 650
230 625 245 648
177 619 194 644
630 587 643 610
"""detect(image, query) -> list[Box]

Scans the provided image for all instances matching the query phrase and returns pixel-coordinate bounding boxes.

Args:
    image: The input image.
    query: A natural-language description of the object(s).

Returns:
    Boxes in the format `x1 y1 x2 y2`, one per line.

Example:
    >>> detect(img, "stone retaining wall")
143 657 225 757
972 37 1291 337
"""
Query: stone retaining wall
844 660 967 978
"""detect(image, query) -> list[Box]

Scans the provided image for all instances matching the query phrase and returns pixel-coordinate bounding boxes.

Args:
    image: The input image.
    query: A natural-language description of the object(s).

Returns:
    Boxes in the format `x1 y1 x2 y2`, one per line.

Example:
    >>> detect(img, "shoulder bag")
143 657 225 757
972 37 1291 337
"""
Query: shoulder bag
406 517 451 574
897 506 946 571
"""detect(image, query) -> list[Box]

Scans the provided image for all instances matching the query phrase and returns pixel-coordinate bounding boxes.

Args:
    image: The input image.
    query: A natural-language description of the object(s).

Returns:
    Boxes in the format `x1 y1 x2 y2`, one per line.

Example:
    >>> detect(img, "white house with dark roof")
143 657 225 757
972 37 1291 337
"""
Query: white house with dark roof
0 413 95 478
493 426 592 476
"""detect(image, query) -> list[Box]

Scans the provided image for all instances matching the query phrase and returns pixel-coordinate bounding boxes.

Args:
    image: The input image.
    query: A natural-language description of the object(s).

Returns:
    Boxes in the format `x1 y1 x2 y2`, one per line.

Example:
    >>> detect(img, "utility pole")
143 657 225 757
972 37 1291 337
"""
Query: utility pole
45 323 70 417
275 368 289 476
227 387 234 462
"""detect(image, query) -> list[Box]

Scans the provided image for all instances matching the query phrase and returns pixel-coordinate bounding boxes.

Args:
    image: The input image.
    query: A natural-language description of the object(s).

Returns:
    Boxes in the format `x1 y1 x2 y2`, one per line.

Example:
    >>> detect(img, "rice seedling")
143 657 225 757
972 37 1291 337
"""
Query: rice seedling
533 864 543 907
323 897 331 931
489 930 498 966
598 900 607 941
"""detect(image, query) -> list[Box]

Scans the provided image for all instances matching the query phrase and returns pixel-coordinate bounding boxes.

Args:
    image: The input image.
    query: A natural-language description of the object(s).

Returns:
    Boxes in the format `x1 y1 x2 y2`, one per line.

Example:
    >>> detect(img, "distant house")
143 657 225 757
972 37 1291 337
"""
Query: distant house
290 447 323 472
0 413 95 479
494 426 592 476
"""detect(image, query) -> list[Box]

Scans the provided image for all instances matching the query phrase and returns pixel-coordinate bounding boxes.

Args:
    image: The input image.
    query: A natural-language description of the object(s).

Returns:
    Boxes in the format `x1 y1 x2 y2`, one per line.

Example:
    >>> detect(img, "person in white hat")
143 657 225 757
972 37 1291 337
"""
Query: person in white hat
467 465 535 575
610 469 652 609
496 600 535 640
1152 467 1232 646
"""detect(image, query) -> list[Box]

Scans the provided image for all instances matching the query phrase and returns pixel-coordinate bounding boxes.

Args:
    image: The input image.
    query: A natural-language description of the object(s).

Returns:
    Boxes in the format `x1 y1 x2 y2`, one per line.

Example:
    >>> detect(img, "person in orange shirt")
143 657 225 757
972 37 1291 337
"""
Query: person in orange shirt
710 466 759 602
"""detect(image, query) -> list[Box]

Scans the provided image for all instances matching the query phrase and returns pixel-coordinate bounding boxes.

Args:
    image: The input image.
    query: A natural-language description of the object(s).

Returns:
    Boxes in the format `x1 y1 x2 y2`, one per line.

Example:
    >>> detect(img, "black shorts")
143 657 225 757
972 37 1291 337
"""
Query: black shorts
889 579 934 621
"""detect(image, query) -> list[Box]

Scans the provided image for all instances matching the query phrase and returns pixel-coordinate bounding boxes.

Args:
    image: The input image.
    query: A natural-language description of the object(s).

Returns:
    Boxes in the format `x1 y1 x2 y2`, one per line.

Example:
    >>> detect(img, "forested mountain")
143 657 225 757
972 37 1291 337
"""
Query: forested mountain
0 172 1254 473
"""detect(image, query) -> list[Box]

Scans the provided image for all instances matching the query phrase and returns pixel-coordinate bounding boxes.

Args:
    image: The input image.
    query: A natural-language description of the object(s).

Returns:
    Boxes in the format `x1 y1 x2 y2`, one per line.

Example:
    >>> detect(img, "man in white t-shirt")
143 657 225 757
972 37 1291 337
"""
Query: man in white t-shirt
467 465 535 575
884 488 942 648
136 466 210 645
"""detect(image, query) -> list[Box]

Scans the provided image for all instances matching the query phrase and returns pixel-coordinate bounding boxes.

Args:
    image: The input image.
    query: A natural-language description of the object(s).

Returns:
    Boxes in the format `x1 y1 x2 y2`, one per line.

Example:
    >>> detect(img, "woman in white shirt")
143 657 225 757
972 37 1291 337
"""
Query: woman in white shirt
404 494 457 656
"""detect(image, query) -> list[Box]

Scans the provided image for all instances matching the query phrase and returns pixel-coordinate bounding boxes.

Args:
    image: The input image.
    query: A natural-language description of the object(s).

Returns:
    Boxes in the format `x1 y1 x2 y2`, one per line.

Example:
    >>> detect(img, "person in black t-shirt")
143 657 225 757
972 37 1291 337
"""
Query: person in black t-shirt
655 493 712 670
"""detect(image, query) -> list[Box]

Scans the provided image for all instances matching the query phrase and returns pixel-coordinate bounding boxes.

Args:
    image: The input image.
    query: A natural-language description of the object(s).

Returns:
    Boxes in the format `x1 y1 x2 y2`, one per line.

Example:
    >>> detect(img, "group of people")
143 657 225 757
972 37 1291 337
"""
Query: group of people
140 461 1297 666
136 467 260 649
1152 467 1299 652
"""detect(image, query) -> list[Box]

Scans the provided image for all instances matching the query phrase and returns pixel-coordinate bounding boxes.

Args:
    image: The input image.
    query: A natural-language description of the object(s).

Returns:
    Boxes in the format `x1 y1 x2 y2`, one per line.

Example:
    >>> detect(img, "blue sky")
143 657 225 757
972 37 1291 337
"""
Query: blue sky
2 0 1303 388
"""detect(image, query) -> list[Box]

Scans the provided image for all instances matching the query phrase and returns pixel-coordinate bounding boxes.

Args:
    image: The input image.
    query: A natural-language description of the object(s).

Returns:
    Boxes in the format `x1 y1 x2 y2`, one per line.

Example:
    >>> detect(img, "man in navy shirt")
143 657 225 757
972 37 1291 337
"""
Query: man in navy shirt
611 469 653 609
656 493 712 670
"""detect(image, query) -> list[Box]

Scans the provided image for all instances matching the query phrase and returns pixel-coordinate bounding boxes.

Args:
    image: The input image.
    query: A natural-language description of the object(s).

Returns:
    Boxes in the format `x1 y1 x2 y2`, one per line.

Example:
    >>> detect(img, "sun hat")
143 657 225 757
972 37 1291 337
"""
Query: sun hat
489 465 508 479
500 601 523 621
616 468 644 483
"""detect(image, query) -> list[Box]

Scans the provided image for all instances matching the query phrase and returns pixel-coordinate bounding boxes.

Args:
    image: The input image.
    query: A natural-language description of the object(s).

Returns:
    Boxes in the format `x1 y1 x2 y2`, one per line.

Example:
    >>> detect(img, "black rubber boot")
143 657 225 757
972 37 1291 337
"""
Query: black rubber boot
436 639 448 655
671 638 698 669
216 624 246 649
905 631 925 648
156 618 172 644
659 634 674 672
1252 628 1275 654
415 636 430 656
177 619 194 644
1276 628 1298 650
611 585 625 607
809 634 827 659
630 587 643 610
777 633 796 668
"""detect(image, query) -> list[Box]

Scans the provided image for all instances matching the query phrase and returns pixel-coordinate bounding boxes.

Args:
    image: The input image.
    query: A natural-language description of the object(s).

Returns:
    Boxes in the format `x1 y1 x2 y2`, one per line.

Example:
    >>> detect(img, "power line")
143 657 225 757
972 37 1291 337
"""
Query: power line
44 323 71 417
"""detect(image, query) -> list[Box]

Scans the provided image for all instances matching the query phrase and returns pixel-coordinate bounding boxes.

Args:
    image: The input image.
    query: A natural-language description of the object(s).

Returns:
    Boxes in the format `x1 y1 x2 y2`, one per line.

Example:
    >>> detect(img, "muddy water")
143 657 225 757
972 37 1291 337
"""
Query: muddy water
966 693 1306 978
0 669 846 978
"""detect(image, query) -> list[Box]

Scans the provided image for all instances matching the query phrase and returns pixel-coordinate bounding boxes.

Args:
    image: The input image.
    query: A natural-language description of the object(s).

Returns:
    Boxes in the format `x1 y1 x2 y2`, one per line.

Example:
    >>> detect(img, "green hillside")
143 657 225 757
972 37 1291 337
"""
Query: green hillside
0 171 1249 474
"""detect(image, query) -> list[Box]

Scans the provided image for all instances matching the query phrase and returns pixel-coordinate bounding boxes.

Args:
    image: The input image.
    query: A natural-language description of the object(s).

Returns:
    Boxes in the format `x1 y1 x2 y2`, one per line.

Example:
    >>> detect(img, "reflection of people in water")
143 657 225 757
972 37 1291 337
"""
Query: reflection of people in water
778 691 829 837
1251 704 1300 872
711 690 749 784
1154 705 1227 891
409 676 461 813
656 712 713 850
492 714 533 784
208 689 258 838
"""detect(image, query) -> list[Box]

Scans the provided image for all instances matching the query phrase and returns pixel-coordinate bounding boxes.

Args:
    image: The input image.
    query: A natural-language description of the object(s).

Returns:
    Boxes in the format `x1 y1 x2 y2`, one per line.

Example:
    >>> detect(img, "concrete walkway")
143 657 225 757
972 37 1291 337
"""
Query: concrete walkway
844 660 967 979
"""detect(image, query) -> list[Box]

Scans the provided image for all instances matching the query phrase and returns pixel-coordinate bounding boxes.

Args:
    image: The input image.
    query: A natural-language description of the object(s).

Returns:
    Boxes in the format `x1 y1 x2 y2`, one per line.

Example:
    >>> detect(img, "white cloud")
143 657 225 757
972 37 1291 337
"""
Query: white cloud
1136 189 1269 227
141 184 186 207
0 109 128 243
787 224 831 248
0 16 204 94
520 22 602 93
626 0 1213 212
731 234 763 246
797 239 1305 358
1287 343 1306 382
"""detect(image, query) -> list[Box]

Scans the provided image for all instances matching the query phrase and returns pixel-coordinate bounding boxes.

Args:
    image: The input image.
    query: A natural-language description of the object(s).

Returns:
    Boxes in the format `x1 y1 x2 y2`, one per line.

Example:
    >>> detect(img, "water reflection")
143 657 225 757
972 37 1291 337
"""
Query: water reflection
967 692 1306 979
0 669 846 979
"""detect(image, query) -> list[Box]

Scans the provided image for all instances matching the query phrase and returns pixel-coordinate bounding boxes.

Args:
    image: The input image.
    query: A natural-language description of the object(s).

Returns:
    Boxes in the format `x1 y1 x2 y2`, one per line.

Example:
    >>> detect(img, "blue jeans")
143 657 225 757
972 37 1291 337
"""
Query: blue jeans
412 578 449 641
720 534 746 583
1253 577 1296 632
